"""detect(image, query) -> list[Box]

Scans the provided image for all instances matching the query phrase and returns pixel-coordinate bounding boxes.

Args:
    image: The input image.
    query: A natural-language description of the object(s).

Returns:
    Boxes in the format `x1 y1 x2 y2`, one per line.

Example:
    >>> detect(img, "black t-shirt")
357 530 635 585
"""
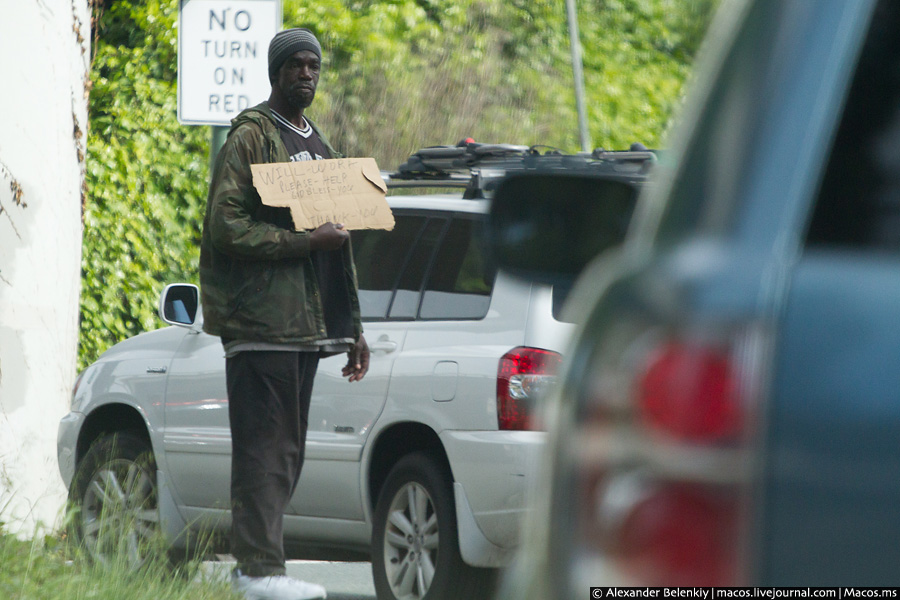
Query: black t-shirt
272 110 356 346
271 110 332 162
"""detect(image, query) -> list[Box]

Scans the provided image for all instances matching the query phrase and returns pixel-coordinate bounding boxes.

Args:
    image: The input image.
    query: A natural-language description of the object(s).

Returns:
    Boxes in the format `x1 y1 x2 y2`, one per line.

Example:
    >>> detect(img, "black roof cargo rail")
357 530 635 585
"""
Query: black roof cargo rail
383 140 657 198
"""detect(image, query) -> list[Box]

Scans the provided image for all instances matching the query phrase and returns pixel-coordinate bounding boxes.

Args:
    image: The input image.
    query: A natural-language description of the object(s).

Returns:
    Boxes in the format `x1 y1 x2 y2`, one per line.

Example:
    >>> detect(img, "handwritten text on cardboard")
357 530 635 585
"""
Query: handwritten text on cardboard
251 157 394 231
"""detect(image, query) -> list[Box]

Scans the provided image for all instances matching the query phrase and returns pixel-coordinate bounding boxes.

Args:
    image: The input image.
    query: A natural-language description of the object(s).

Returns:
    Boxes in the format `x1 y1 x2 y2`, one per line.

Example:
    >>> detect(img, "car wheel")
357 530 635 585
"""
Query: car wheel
68 432 161 569
372 452 496 600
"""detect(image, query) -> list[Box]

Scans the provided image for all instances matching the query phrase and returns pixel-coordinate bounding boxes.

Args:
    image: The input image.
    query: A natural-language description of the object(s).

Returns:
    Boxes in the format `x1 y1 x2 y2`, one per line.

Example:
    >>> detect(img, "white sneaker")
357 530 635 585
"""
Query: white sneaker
231 570 327 600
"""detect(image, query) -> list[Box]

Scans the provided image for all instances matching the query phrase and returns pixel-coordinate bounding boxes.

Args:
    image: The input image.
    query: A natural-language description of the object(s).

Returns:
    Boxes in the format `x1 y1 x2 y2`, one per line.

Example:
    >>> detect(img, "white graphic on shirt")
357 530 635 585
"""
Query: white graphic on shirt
289 151 325 162
272 109 325 162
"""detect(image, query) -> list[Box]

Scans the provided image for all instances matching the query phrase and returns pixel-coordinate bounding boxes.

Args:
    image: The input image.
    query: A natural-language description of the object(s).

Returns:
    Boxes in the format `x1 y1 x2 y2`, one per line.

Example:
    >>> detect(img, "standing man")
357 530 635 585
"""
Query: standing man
199 28 369 600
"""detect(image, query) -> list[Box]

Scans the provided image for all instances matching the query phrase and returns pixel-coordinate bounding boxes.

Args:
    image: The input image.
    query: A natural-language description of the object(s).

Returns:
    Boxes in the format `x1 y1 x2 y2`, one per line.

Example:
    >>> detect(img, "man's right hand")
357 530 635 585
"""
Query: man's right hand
309 222 349 251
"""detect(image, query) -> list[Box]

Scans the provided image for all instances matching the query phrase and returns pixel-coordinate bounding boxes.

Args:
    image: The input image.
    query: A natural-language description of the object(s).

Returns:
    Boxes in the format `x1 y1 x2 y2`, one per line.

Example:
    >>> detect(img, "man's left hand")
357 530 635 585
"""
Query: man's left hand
342 335 370 382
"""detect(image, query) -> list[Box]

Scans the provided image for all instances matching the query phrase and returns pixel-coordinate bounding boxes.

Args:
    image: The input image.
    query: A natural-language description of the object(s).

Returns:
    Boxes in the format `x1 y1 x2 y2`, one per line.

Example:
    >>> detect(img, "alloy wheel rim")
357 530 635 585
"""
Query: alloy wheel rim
80 457 159 568
383 482 440 599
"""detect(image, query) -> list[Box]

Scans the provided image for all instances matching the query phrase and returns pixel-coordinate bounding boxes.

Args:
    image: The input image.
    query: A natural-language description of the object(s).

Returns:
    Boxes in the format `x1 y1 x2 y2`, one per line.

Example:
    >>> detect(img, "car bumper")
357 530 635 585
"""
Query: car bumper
440 430 545 551
57 411 85 488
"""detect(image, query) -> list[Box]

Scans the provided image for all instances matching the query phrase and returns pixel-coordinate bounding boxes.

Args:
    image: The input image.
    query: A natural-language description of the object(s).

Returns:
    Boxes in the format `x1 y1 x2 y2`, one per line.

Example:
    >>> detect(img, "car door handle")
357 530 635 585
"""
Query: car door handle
369 339 398 353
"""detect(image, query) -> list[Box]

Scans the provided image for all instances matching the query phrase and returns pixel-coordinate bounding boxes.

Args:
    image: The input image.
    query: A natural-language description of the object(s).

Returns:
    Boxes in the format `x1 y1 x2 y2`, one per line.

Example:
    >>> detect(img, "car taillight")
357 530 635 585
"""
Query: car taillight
497 347 562 431
612 481 740 586
566 325 765 591
637 342 741 444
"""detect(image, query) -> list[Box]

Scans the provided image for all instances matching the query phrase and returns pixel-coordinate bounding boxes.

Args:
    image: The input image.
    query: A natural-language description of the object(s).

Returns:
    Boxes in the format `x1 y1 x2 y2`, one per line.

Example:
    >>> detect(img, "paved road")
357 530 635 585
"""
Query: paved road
286 561 376 600
203 557 376 599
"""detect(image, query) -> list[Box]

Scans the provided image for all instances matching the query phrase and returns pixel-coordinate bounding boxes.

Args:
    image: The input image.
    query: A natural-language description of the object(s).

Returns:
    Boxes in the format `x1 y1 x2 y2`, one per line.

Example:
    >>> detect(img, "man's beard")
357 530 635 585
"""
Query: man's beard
286 84 315 110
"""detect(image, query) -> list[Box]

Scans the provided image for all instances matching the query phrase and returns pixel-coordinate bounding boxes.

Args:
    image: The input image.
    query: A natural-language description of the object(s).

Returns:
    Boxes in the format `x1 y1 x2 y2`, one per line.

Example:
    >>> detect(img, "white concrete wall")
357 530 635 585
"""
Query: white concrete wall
0 0 89 535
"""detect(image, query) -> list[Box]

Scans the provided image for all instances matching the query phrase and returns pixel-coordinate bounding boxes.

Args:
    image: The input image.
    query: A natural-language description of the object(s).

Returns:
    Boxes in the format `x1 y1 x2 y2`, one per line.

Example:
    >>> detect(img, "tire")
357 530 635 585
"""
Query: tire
371 453 497 600
67 432 162 570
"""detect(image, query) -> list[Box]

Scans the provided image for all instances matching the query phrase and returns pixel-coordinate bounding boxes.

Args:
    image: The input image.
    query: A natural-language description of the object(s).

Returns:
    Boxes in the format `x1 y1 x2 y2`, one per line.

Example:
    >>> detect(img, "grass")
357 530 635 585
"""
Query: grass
0 527 239 600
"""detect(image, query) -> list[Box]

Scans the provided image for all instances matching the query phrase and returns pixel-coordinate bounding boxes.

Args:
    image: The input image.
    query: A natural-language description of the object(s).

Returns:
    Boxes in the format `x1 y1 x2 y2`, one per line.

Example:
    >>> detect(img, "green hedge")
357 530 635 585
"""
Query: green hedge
79 0 717 369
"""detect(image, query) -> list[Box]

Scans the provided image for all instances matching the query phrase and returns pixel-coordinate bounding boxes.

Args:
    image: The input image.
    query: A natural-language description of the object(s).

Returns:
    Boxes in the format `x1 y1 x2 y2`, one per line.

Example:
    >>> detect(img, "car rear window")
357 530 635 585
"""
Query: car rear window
351 215 427 319
805 1 900 252
420 218 497 320
388 218 446 319
351 212 496 321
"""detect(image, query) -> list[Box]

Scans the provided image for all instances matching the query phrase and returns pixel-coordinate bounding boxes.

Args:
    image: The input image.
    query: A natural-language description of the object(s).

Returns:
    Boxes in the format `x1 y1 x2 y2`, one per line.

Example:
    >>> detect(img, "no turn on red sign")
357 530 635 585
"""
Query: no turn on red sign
178 0 282 126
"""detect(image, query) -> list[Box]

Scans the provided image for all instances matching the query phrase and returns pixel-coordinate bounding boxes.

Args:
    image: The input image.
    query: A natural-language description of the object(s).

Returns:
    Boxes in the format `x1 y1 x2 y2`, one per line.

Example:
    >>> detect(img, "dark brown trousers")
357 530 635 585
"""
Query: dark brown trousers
226 350 319 576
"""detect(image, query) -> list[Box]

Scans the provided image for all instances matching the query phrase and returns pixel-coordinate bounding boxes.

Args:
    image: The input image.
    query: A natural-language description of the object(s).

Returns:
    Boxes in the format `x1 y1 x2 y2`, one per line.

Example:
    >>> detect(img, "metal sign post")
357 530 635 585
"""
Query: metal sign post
566 0 592 153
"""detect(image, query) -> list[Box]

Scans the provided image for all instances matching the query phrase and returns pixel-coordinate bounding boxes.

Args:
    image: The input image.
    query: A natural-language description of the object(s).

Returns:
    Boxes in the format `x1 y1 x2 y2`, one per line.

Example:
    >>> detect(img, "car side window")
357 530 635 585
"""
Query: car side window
419 217 497 320
351 215 427 319
806 1 900 251
388 218 447 320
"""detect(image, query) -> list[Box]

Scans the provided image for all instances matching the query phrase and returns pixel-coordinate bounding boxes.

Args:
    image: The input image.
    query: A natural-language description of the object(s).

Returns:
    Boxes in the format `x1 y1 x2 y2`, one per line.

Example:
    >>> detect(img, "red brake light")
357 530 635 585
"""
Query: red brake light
571 322 764 590
615 483 739 586
497 347 562 431
637 342 741 443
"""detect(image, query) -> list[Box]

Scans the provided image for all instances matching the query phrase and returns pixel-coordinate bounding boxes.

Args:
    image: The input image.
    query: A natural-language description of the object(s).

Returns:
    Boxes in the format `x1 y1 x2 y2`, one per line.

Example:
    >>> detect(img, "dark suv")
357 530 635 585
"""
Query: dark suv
490 0 900 593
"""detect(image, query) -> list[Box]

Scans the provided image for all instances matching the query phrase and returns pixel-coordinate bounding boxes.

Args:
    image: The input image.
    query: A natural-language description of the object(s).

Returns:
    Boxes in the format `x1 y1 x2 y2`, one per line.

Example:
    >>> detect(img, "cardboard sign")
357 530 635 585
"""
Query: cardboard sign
251 157 394 230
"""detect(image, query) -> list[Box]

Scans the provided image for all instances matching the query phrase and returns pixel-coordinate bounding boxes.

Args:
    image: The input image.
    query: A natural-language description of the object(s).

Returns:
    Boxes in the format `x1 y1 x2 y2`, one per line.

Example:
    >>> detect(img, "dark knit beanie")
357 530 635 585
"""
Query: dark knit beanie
268 28 322 82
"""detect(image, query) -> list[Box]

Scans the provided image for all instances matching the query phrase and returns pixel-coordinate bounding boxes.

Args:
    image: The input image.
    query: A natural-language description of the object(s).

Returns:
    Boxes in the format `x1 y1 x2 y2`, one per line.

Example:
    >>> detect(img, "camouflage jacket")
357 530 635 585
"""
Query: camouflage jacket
199 102 362 344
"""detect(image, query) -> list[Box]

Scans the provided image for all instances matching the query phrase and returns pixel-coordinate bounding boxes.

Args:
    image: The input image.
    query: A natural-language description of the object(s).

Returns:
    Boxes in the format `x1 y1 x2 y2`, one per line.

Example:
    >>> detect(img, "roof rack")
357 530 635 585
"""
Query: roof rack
383 141 657 198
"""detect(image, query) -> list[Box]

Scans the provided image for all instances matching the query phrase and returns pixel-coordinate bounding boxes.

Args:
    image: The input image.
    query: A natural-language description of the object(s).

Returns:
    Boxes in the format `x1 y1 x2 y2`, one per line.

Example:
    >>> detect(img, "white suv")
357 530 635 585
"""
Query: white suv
57 143 652 600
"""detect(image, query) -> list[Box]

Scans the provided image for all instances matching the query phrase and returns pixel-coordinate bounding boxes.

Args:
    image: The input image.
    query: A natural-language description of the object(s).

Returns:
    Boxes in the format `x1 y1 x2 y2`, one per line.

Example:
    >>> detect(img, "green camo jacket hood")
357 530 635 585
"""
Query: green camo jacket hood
198 102 362 344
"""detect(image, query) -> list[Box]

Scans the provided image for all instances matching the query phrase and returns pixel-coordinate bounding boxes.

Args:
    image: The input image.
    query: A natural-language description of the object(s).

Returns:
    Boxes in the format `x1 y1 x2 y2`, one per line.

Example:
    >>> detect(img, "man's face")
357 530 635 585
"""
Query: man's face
276 50 320 109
